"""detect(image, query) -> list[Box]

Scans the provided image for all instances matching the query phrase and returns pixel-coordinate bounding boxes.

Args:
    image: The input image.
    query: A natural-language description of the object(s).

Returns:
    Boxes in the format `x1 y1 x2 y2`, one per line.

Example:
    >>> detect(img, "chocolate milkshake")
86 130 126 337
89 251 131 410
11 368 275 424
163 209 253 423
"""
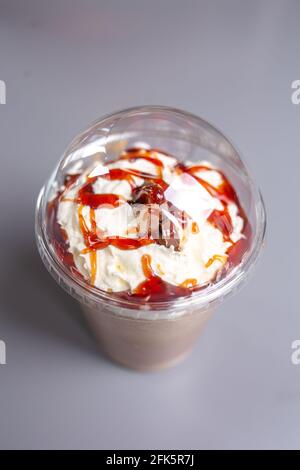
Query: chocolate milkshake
35 106 266 370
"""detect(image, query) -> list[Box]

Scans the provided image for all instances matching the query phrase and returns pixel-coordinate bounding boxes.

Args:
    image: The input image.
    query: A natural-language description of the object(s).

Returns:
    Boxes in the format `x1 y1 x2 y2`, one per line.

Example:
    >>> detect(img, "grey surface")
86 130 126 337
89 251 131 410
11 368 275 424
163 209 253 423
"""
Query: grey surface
0 0 299 450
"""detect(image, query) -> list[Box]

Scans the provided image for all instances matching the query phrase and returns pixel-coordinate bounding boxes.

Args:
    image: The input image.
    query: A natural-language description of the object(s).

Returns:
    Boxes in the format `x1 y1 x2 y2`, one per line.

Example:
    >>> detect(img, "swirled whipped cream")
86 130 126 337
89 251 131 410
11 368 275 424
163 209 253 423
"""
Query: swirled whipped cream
55 147 245 296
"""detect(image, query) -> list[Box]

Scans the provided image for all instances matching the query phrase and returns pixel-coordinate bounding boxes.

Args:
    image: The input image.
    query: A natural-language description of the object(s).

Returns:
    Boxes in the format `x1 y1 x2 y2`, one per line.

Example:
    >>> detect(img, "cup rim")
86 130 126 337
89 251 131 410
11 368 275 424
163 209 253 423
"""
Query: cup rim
35 105 267 312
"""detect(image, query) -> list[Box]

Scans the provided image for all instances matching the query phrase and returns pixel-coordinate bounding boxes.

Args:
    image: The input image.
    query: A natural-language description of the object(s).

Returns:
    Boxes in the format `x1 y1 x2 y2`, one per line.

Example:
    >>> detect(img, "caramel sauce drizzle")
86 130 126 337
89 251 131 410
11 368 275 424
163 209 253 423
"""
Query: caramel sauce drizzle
81 237 153 253
176 164 237 242
141 254 153 279
77 204 98 285
205 254 228 268
49 149 251 300
46 173 82 279
180 278 198 288
132 253 198 299
101 168 137 189
77 177 125 209
191 221 199 234
120 147 164 178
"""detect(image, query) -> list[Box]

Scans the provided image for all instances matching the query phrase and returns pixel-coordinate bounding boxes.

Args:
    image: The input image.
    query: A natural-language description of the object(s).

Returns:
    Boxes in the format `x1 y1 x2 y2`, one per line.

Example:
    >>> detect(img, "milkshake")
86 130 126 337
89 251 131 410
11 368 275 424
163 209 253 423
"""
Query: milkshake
35 106 266 370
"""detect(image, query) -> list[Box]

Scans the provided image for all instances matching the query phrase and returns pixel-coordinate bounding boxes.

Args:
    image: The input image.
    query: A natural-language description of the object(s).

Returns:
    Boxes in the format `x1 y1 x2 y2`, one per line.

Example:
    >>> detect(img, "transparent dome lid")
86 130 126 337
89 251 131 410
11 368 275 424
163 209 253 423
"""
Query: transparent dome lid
35 106 266 311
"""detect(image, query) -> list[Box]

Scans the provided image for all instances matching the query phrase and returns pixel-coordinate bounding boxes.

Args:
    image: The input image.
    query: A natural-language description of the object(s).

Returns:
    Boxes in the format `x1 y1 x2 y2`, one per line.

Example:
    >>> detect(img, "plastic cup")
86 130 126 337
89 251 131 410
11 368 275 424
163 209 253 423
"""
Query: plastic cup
35 106 266 371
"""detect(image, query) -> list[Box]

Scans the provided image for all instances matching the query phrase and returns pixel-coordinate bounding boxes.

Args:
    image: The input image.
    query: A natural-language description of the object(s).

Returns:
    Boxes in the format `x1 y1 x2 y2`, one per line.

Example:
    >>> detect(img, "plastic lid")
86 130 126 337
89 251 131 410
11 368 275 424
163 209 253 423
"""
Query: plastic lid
35 106 266 312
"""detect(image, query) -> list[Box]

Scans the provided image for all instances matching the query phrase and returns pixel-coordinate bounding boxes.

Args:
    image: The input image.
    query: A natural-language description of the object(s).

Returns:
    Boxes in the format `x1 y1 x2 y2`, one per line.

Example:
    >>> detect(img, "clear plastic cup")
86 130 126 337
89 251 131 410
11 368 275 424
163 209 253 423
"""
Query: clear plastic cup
35 106 266 371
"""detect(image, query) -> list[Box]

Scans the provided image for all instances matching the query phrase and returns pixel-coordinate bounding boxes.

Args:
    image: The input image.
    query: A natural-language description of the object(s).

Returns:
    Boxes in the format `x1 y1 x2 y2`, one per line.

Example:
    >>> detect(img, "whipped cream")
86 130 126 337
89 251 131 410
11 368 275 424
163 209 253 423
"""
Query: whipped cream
56 149 245 293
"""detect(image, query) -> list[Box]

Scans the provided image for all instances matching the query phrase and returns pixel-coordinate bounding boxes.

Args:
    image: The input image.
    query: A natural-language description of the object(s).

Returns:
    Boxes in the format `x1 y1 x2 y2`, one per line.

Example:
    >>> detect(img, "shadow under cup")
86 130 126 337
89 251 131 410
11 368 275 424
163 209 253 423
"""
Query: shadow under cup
35 106 266 371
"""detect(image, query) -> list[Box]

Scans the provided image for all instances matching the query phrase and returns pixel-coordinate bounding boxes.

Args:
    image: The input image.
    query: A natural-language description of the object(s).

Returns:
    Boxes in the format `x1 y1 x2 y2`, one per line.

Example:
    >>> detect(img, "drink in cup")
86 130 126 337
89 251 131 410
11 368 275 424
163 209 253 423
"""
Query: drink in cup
35 106 266 370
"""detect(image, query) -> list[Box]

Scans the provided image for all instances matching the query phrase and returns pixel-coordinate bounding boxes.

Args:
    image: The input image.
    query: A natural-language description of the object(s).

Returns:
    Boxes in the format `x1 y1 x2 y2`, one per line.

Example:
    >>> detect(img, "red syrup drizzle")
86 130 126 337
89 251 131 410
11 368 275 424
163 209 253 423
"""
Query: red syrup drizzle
77 177 125 209
119 254 196 301
102 167 169 192
119 147 164 178
175 162 252 268
48 149 251 302
47 173 83 279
